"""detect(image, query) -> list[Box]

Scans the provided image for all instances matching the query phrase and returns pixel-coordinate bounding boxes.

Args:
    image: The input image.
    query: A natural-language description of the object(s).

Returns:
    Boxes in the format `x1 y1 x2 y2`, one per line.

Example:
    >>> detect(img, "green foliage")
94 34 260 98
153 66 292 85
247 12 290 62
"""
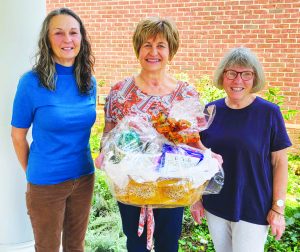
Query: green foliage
264 87 298 121
89 119 105 158
91 170 118 214
194 75 226 104
86 170 126 251
287 155 300 198
179 208 214 252
86 212 126 252
89 127 101 154
98 80 106 88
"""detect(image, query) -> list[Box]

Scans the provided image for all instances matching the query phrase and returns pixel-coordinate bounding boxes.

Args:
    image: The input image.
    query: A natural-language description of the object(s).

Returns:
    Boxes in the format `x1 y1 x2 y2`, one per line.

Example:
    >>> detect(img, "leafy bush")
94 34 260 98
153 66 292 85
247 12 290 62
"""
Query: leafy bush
89 126 102 156
264 87 298 121
86 170 126 251
179 208 214 252
194 75 225 104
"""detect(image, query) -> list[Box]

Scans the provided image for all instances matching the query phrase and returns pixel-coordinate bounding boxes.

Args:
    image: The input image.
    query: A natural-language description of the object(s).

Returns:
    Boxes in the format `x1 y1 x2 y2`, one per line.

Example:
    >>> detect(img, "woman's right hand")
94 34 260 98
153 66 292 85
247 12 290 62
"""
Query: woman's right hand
190 200 205 224
94 152 104 170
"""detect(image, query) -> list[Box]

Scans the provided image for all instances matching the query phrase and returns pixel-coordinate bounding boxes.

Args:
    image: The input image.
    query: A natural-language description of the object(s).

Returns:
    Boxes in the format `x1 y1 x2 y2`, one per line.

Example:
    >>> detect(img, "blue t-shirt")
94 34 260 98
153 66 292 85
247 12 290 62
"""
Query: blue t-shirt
11 63 96 185
202 97 292 225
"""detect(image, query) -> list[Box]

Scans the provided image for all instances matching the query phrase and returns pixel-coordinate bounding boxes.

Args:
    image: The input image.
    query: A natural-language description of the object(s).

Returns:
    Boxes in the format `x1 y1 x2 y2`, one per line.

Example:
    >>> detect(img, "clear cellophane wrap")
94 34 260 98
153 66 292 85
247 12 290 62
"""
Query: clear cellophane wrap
101 98 224 208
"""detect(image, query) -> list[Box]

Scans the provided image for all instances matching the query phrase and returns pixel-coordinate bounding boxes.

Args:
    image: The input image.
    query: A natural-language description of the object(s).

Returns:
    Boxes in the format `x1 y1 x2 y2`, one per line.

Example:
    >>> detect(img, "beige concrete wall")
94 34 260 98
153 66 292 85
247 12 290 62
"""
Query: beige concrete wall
0 0 45 250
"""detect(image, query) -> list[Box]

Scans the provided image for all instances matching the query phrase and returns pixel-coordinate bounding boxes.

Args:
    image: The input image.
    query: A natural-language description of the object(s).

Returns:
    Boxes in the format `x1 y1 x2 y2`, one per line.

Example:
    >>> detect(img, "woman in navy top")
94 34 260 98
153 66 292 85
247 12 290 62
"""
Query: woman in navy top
11 8 96 252
191 47 291 252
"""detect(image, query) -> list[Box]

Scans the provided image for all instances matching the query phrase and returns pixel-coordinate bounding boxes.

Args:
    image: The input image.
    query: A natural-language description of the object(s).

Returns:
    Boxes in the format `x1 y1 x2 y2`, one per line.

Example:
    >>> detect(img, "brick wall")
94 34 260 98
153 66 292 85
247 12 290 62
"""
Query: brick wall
287 124 300 153
46 0 299 153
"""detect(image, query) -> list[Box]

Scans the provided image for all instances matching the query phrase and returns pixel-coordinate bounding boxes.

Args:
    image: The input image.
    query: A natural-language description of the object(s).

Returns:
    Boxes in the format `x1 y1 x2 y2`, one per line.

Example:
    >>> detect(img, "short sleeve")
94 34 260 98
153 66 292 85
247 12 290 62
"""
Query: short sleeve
11 77 34 128
103 80 128 123
270 106 292 152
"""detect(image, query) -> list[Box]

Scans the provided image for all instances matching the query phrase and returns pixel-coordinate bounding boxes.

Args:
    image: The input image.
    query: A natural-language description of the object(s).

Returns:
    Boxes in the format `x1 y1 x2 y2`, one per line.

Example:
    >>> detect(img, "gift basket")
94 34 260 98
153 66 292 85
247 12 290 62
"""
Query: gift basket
101 98 224 208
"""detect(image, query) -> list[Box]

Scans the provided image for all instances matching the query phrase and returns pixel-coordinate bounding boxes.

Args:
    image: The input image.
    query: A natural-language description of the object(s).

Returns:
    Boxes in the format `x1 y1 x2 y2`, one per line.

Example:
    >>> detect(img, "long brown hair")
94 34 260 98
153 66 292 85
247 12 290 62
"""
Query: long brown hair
33 8 95 94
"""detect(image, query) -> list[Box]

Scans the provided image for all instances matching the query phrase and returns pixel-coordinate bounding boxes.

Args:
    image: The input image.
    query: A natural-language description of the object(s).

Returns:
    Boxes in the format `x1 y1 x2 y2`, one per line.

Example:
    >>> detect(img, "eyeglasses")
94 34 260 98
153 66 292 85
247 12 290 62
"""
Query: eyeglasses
224 70 254 81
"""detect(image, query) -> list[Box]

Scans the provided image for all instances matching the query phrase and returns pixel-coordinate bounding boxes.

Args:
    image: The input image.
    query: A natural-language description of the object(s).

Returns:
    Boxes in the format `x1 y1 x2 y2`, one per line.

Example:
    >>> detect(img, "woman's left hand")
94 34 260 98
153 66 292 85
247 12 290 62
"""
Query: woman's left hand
267 209 285 240
190 200 205 224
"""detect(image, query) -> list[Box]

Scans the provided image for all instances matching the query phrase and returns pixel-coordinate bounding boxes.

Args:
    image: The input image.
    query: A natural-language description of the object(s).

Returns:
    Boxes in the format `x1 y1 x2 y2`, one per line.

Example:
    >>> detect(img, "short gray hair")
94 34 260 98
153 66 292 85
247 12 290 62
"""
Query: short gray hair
213 47 265 93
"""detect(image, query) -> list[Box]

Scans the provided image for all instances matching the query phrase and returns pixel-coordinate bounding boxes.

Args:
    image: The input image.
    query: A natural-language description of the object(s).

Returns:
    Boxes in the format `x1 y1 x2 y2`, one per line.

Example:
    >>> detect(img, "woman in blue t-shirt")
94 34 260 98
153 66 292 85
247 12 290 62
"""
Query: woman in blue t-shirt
11 8 96 252
190 47 292 252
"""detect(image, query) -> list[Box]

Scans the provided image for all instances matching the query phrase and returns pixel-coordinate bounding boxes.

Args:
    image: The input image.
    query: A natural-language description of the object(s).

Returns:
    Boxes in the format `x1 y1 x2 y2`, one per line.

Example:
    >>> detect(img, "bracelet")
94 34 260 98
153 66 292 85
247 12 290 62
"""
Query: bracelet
271 208 284 216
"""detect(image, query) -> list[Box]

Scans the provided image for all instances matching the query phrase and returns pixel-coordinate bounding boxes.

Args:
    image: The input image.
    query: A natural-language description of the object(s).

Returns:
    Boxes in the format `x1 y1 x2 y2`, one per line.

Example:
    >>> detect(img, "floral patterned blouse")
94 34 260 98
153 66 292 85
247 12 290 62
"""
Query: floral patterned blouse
104 76 200 123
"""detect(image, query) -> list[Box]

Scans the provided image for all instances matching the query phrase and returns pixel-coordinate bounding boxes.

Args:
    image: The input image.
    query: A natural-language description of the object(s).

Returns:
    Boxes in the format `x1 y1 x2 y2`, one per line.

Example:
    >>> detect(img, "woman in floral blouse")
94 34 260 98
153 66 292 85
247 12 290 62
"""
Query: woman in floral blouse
96 17 221 252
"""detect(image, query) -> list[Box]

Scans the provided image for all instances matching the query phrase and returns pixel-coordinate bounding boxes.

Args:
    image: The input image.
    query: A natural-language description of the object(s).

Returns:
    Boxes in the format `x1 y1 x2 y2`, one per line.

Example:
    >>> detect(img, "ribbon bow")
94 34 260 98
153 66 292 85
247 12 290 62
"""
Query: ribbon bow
138 206 155 250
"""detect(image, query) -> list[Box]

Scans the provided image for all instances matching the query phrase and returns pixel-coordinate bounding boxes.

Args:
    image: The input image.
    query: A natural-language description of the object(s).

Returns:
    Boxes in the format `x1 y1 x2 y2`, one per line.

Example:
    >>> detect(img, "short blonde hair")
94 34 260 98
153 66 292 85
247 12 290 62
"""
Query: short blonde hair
132 17 179 60
213 47 265 93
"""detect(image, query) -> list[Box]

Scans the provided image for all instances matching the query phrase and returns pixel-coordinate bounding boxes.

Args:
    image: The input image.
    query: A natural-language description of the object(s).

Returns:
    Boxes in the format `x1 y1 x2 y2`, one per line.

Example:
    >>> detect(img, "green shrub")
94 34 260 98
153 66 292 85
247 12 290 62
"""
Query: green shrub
264 87 298 121
179 208 214 252
194 75 225 104
86 212 126 252
86 170 126 251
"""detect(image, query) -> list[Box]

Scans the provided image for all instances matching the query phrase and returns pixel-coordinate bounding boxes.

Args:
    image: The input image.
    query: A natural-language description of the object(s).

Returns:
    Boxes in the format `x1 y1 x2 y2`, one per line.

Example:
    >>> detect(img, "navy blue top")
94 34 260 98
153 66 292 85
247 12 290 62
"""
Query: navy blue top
202 97 292 225
11 63 96 185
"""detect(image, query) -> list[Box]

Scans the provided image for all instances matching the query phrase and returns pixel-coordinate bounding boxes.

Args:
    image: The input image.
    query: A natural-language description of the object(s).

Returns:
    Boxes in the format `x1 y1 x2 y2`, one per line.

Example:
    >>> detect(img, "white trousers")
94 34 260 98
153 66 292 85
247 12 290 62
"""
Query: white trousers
205 210 269 252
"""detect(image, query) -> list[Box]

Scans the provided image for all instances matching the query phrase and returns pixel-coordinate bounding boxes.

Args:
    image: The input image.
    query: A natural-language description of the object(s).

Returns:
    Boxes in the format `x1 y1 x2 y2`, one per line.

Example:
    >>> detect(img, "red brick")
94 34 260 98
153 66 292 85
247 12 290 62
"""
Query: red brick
46 0 300 127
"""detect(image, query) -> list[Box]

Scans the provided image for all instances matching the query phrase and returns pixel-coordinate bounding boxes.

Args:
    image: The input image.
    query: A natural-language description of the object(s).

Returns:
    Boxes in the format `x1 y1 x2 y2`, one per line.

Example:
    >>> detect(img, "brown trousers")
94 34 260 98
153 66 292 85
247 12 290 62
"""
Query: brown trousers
26 174 94 252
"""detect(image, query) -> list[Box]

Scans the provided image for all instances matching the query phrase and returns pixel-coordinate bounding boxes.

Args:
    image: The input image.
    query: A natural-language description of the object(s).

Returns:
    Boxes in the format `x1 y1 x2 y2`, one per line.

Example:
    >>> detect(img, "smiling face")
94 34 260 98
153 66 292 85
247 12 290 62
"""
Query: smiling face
138 34 170 73
222 65 255 105
48 14 81 66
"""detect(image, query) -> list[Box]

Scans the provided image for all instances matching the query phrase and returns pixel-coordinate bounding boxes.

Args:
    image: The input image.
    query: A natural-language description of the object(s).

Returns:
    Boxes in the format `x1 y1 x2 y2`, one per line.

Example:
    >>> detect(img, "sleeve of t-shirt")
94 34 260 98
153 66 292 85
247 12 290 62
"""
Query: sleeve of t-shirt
11 76 34 128
270 105 292 152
